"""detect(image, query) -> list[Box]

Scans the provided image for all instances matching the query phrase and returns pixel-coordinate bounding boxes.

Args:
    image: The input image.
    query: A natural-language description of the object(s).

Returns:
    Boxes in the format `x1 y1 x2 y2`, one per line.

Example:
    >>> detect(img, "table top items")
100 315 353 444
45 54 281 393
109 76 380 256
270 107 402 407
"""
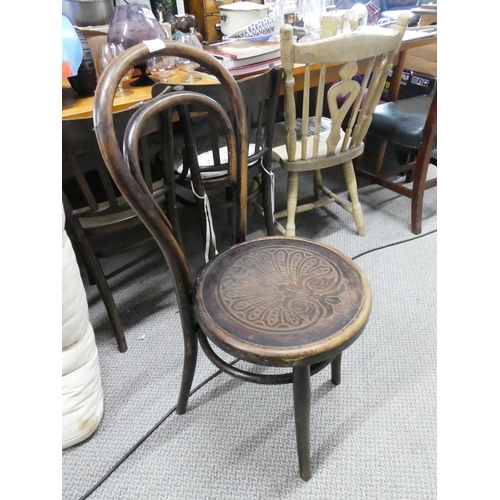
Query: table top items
176 27 204 83
204 38 281 78
96 42 134 97
146 53 179 82
107 3 168 49
107 3 170 87
218 1 269 37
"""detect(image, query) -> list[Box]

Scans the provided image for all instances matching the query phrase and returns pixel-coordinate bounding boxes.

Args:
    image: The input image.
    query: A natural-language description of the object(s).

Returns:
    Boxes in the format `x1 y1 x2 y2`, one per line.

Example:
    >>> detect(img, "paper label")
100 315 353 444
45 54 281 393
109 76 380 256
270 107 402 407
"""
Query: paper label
143 39 166 52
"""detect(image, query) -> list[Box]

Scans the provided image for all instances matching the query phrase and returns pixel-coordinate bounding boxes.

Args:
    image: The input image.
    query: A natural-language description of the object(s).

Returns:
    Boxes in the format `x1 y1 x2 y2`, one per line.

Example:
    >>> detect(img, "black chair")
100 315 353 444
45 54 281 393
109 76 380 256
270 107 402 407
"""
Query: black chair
150 67 281 258
354 90 437 234
94 41 372 481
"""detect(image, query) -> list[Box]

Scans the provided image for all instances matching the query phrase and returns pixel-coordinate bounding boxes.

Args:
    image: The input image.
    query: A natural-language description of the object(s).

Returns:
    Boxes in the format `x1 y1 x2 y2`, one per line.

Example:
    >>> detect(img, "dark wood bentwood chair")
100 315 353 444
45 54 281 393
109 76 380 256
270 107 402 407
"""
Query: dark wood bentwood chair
150 67 282 257
354 90 437 234
271 14 410 237
94 41 372 480
62 106 167 352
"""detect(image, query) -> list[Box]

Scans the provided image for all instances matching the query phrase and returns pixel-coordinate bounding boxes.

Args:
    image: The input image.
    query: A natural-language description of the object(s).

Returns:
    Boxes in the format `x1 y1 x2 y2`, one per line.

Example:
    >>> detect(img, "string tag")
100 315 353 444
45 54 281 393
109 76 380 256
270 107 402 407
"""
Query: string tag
260 163 276 221
191 182 218 263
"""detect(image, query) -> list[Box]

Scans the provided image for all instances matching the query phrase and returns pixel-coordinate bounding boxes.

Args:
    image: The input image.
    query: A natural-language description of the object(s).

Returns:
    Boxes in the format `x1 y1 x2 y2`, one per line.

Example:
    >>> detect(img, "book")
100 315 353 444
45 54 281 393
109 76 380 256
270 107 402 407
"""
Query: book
228 57 281 78
205 39 280 59
204 39 281 68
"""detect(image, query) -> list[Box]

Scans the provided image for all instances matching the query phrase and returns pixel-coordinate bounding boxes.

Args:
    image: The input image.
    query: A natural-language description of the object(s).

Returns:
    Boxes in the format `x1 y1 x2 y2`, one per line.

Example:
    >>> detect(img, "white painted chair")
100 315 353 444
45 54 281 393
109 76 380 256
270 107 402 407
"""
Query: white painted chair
272 14 410 236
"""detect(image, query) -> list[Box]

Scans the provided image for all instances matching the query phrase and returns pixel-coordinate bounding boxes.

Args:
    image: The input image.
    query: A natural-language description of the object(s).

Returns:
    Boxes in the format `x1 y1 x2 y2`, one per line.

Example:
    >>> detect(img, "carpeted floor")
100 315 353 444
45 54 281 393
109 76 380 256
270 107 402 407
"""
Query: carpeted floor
62 160 437 500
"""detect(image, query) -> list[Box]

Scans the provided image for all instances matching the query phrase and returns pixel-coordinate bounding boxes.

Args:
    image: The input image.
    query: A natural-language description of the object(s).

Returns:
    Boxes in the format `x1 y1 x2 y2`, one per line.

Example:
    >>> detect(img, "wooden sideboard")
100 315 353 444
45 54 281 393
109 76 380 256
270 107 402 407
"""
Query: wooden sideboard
184 0 263 42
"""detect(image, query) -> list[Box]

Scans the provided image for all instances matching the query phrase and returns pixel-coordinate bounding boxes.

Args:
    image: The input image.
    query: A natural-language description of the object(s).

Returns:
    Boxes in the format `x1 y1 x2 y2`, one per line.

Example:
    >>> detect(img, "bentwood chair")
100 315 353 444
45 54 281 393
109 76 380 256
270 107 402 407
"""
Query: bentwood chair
62 105 167 352
354 89 437 234
271 14 410 237
95 41 372 480
150 67 281 257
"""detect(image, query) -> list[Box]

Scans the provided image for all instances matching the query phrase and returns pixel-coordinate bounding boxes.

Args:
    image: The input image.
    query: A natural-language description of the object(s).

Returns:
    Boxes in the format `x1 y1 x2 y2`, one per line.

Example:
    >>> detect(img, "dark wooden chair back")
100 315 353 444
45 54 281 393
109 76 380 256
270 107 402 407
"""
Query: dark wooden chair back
150 67 281 241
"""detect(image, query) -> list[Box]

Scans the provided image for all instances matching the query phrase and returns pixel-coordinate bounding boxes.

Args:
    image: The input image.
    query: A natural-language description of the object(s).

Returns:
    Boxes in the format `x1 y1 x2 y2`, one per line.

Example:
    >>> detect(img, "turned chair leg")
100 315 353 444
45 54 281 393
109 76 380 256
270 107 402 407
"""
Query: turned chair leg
293 365 312 481
342 160 366 236
331 353 342 385
286 171 299 237
313 170 322 201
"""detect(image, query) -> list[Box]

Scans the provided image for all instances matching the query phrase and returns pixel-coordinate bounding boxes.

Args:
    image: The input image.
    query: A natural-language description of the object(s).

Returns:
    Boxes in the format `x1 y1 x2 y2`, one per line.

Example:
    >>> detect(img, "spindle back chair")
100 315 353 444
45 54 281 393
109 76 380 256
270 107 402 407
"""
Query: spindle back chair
272 13 410 236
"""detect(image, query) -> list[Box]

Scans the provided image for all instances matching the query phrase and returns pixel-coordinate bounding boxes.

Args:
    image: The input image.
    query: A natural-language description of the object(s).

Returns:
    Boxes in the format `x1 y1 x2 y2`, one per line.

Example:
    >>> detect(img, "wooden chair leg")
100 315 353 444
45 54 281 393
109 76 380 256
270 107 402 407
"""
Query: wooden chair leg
176 329 199 414
374 139 388 173
248 177 260 216
293 365 312 481
342 160 366 236
225 185 233 226
410 151 431 235
285 171 299 237
331 353 342 385
313 170 322 201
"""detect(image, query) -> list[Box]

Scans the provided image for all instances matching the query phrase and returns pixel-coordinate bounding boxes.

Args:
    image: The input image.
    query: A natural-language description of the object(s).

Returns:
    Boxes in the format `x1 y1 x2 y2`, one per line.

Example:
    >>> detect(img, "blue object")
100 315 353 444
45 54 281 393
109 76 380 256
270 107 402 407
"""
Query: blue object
62 15 83 77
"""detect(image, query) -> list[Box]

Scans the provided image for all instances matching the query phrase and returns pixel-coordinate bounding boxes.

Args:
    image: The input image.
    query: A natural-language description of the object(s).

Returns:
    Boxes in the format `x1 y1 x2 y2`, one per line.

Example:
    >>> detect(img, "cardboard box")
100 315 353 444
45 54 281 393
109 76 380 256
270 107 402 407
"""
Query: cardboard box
382 68 437 101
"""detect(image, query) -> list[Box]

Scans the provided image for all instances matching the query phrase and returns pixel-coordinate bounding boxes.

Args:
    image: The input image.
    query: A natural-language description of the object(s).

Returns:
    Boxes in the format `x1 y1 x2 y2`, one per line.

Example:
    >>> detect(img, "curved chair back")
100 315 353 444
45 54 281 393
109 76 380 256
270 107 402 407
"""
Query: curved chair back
94 41 248 245
93 41 248 408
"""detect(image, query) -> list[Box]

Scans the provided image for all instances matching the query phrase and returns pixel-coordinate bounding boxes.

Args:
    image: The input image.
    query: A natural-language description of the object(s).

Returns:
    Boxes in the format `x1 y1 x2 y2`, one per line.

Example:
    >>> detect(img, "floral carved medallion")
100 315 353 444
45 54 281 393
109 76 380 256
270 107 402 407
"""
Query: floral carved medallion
217 246 346 333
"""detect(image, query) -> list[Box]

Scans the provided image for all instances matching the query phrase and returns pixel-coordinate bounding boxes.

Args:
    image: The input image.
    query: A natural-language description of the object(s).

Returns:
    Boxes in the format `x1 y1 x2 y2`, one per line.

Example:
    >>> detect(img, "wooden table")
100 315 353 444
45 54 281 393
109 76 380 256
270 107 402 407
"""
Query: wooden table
62 30 436 121
411 7 437 27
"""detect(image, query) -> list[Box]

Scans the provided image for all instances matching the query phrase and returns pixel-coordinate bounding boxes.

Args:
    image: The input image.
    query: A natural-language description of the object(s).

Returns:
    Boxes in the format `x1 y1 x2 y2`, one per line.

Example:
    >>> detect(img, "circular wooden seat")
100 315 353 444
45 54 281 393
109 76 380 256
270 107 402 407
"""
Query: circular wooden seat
195 236 372 368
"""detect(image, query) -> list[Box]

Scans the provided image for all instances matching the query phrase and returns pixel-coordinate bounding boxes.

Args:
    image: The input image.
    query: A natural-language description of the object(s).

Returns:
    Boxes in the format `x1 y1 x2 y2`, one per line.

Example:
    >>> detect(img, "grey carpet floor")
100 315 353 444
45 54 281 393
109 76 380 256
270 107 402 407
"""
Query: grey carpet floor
62 162 437 500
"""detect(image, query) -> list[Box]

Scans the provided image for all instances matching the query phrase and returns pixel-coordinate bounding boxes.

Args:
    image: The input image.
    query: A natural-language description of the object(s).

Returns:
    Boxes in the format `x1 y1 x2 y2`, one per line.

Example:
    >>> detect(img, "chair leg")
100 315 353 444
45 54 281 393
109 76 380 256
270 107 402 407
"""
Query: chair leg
313 170 322 201
248 177 260 217
286 171 299 237
177 328 199 415
342 160 366 236
374 139 388 173
293 365 312 481
410 151 431 235
225 186 233 226
331 353 342 385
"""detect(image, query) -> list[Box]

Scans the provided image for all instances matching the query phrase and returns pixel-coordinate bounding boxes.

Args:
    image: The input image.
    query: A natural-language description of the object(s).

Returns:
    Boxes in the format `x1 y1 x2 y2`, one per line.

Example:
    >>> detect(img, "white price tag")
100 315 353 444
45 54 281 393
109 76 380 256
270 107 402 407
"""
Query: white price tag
143 39 166 52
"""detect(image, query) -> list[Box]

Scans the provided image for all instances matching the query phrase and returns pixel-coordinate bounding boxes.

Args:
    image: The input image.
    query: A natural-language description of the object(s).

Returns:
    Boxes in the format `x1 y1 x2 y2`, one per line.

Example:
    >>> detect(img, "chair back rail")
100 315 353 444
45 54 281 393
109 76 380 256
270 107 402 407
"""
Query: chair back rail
94 44 248 409
94 42 248 246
